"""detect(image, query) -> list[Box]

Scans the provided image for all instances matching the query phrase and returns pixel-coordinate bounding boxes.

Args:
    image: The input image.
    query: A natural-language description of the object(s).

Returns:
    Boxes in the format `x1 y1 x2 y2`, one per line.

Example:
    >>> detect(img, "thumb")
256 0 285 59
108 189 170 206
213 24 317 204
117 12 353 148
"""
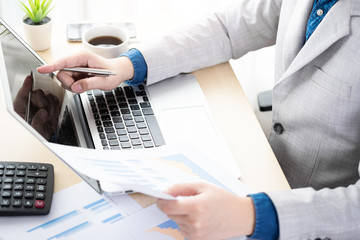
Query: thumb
70 76 114 93
165 182 206 197
31 109 52 140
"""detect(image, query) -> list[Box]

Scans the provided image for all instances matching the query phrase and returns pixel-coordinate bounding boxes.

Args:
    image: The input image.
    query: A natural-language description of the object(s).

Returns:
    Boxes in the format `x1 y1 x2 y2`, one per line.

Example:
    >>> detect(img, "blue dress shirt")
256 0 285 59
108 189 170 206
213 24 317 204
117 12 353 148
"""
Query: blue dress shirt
306 0 339 41
120 48 148 86
120 1 339 239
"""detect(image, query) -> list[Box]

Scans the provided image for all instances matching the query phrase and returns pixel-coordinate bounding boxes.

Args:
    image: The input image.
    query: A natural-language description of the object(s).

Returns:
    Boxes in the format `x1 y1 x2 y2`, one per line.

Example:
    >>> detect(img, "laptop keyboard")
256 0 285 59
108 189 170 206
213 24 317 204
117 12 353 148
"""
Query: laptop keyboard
86 85 165 150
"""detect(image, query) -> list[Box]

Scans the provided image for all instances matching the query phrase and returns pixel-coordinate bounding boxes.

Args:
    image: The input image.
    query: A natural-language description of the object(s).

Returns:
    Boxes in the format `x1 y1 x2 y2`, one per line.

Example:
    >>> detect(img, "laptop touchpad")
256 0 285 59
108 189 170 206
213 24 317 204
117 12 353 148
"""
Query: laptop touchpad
160 106 219 144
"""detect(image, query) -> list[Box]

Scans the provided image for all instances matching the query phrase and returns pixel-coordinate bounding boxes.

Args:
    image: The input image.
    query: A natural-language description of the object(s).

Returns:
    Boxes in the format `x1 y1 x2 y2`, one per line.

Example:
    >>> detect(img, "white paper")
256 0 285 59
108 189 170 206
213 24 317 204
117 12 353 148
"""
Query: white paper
0 182 142 240
44 142 250 199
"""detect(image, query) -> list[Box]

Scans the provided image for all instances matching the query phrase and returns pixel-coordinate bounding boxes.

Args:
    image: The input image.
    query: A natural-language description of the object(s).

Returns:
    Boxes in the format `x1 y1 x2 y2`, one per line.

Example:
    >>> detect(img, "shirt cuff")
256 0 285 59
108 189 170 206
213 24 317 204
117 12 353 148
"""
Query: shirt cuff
120 48 148 86
247 193 279 240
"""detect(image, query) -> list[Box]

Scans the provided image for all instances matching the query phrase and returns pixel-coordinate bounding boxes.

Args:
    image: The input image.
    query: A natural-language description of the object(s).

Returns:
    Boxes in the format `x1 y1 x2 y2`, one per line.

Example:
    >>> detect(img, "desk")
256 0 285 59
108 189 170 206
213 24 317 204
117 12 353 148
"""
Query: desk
0 24 289 199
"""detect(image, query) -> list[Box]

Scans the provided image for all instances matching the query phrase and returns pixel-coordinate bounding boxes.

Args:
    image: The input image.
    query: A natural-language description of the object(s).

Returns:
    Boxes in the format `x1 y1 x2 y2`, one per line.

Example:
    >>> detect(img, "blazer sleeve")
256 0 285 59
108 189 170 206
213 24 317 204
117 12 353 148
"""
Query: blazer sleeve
137 0 282 85
266 164 360 240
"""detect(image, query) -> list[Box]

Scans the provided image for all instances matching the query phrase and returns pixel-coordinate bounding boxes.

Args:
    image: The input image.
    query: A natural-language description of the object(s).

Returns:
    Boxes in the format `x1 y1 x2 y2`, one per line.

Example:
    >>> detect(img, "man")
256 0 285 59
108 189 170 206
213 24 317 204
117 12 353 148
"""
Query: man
38 0 360 239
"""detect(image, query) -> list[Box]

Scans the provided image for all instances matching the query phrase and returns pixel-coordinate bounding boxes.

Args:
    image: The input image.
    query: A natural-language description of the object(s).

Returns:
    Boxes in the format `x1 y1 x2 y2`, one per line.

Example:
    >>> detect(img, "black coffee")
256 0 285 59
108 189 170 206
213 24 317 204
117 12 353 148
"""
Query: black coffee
88 36 123 47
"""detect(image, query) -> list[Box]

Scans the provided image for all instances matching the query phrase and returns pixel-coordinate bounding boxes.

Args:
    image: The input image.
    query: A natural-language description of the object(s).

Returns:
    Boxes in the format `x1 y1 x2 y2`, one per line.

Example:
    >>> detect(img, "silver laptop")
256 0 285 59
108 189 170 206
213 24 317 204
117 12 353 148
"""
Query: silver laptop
0 18 240 194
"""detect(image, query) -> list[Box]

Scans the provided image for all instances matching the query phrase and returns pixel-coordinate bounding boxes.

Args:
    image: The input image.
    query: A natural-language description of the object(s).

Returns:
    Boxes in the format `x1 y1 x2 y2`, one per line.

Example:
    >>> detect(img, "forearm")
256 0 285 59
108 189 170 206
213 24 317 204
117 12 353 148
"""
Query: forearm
137 0 282 85
267 179 360 239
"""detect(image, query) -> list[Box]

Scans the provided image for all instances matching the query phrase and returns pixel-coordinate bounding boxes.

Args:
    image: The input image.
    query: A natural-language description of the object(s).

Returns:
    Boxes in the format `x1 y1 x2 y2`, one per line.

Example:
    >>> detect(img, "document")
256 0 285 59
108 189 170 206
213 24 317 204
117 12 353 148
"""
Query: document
44 142 250 199
0 182 142 240
0 144 250 240
0 182 246 240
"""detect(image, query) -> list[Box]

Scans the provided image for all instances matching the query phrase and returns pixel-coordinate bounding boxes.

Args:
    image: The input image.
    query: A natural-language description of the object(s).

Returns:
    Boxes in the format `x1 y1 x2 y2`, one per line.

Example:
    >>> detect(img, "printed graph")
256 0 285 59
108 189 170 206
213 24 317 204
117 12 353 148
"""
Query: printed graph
25 197 127 240
146 219 185 240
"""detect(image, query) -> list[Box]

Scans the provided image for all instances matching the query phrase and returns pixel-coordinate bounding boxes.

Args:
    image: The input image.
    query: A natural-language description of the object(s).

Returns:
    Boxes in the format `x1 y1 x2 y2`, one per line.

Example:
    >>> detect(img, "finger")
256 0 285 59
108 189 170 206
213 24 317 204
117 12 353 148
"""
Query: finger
18 75 33 99
70 76 112 93
165 182 206 197
37 50 104 74
56 70 77 90
167 215 190 225
45 93 60 130
13 75 33 115
157 197 199 216
177 224 191 240
31 89 49 109
31 109 51 140
37 52 87 74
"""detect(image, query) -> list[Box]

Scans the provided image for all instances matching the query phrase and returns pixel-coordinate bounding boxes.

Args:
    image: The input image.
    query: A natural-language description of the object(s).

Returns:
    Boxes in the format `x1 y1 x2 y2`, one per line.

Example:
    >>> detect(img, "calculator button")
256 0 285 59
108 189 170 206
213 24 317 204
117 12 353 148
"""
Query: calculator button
39 166 48 171
28 165 37 170
4 178 13 183
12 200 22 207
24 192 34 199
37 179 46 185
16 170 26 177
25 185 35 191
26 178 35 184
35 200 45 209
3 184 12 190
27 172 47 178
6 164 15 170
17 164 26 170
13 191 23 198
5 170 15 176
15 178 25 183
1 199 10 207
2 191 11 198
36 192 45 200
36 185 46 192
24 200 33 208
13 184 23 190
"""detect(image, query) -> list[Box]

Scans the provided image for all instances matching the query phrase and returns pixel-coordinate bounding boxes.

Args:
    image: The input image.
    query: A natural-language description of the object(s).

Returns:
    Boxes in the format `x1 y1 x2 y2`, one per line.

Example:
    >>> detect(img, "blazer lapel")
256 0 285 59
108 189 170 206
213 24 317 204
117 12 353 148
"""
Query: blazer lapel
281 0 313 72
277 0 352 84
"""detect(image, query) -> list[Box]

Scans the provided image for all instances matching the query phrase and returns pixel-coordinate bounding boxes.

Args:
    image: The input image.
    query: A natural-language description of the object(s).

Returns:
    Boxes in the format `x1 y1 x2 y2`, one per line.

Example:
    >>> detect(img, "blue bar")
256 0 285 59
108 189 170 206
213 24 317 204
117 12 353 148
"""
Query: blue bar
91 201 109 211
47 222 91 240
110 216 124 224
157 220 179 230
83 198 106 210
27 210 79 233
95 204 113 214
102 213 122 223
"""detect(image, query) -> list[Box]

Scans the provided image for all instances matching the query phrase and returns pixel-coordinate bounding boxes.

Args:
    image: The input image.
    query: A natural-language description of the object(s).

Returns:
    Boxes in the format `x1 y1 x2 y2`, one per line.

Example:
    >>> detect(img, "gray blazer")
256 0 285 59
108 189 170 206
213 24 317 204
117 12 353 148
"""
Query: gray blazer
138 0 360 238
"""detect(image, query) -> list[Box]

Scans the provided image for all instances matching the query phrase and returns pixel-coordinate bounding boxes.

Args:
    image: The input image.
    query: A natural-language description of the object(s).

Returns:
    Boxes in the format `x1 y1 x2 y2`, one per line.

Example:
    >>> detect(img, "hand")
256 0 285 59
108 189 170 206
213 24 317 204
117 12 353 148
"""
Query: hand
157 182 255 240
37 49 134 93
13 75 61 140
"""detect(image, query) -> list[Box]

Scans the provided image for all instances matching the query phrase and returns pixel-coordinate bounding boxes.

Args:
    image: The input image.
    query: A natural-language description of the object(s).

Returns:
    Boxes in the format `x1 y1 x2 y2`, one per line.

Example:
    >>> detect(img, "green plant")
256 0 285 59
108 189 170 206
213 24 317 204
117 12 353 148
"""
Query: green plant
20 0 54 24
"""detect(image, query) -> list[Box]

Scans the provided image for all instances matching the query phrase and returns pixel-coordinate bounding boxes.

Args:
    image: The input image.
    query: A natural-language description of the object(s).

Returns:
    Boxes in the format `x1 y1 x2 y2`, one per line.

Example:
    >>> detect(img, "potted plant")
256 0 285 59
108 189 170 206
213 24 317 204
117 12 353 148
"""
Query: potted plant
20 0 54 51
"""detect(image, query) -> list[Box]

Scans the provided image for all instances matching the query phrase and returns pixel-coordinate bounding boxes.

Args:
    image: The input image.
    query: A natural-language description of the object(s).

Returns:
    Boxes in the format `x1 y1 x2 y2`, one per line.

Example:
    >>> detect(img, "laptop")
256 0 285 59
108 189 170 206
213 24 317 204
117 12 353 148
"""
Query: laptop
0 18 241 194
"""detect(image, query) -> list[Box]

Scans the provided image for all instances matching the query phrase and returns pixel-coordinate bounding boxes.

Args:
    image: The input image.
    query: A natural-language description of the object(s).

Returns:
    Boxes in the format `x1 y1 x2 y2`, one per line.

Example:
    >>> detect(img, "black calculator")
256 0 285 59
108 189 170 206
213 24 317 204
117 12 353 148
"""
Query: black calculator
0 161 54 216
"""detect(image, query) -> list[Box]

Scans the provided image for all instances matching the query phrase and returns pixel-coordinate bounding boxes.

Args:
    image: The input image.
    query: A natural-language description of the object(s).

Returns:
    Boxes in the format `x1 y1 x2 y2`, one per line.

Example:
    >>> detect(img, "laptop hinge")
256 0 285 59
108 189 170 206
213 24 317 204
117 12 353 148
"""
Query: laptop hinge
73 93 95 149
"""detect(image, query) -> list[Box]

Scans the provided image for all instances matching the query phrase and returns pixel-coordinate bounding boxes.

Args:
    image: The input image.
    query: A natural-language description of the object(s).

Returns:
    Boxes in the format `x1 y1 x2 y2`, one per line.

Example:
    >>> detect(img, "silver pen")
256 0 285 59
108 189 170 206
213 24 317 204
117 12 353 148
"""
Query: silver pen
62 67 117 77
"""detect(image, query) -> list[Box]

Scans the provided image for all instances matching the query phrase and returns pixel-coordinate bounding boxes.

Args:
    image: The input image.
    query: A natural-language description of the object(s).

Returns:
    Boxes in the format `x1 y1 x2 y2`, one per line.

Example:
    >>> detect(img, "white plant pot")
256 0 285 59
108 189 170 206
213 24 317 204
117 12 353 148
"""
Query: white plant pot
22 15 52 51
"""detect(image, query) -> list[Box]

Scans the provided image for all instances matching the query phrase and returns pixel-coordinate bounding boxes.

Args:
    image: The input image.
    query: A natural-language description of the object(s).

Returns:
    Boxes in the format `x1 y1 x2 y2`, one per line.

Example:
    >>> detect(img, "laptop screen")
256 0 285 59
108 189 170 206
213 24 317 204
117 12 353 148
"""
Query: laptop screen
0 20 79 146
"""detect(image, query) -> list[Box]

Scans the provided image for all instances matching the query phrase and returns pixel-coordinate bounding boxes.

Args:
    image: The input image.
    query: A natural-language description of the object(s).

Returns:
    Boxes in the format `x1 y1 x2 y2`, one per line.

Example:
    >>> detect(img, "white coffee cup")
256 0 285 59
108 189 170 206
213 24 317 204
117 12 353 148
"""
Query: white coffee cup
82 25 130 58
